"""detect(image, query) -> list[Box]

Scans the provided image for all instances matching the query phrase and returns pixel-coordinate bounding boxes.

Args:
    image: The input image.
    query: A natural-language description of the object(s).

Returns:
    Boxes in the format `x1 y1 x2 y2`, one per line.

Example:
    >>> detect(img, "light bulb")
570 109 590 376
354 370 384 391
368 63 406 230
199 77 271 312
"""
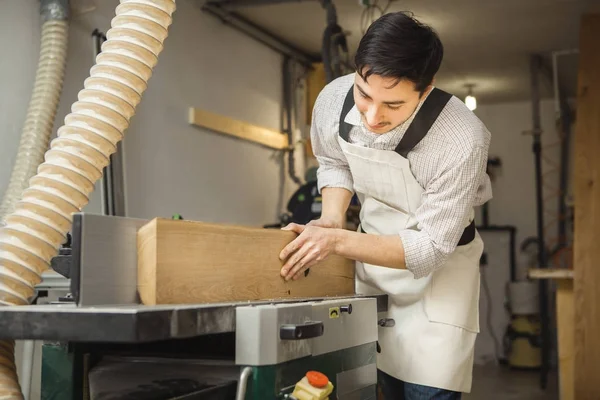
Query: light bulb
465 95 477 111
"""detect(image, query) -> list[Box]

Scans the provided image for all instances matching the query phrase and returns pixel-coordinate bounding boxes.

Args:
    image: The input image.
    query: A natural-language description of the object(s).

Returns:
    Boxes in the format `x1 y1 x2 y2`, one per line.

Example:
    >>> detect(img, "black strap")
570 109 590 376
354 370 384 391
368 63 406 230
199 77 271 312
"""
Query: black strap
338 85 453 157
457 219 476 246
339 85 356 142
394 88 452 157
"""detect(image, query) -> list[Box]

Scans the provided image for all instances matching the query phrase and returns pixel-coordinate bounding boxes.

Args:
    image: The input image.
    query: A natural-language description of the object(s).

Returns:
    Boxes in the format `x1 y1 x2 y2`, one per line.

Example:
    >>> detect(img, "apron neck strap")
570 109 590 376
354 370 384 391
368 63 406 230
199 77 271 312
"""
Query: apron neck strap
339 85 356 142
394 88 453 157
338 85 453 157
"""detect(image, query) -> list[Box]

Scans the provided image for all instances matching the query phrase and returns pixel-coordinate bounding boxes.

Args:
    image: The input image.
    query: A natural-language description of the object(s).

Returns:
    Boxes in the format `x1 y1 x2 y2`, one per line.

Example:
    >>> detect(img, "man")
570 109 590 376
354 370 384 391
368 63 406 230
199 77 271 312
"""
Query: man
279 11 492 400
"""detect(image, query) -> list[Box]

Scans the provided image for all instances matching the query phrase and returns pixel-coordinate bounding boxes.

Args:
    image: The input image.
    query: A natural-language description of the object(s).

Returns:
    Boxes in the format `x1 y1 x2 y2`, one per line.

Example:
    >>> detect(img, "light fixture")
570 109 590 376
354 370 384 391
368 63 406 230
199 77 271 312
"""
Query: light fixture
464 84 477 111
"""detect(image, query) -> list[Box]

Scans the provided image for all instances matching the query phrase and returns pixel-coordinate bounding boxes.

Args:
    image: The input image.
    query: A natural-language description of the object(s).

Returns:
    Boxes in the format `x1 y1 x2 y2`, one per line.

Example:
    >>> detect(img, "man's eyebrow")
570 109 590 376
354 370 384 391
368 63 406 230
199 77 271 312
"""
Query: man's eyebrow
383 99 406 105
356 84 371 98
356 83 406 105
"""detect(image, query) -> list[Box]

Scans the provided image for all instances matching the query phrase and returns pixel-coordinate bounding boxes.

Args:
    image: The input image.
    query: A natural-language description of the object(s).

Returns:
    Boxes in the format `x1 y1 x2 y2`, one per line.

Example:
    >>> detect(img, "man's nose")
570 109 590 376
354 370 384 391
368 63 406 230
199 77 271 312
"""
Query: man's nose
366 106 383 125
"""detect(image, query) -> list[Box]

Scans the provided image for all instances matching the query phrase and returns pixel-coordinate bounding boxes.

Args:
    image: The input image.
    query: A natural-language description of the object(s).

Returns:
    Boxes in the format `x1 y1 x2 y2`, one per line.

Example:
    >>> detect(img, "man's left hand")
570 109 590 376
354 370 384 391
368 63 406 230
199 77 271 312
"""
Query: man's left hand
279 223 339 281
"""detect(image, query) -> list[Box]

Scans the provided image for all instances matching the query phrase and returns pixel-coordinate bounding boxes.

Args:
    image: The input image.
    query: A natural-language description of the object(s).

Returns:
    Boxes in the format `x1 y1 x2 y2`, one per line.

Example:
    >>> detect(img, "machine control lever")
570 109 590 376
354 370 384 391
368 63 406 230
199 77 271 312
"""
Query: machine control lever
340 304 352 314
280 321 324 340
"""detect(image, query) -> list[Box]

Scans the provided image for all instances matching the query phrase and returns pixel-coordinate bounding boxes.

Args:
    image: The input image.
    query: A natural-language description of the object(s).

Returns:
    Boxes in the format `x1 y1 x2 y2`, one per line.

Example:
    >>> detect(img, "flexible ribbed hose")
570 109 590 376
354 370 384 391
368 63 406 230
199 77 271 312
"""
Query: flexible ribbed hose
0 19 69 221
0 0 177 397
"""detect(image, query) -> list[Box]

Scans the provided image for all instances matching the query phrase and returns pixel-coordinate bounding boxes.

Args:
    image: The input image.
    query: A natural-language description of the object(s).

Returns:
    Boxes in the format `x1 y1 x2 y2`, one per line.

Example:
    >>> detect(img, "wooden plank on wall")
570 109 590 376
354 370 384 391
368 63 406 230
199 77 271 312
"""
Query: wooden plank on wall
137 218 355 305
188 108 289 150
573 13 600 400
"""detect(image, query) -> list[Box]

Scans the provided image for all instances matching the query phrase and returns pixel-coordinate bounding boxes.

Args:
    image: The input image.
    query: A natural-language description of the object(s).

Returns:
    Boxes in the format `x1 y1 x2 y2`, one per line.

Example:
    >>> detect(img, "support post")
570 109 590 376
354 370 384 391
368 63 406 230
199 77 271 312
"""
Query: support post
573 13 600 399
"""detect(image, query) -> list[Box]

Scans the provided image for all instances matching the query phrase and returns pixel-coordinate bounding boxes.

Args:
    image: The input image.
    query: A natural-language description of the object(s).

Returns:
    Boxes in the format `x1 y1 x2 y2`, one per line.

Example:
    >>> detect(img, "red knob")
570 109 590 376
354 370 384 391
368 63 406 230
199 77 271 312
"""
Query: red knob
306 371 328 388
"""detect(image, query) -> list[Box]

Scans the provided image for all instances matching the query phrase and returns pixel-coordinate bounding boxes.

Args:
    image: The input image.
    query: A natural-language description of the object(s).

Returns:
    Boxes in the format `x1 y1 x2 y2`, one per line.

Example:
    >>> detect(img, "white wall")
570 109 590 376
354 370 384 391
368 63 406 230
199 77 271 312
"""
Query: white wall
1 1 300 398
474 98 563 279
1 0 301 227
472 98 567 365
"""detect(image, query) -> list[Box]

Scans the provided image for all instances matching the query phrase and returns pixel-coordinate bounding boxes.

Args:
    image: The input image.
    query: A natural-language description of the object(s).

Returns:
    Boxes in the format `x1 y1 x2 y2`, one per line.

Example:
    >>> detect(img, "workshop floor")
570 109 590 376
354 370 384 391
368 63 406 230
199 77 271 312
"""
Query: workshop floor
465 364 558 400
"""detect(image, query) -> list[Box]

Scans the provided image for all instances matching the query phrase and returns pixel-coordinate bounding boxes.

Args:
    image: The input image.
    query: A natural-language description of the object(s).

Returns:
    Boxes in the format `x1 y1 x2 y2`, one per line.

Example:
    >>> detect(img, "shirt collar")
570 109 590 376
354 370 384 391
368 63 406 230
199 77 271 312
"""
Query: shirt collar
343 104 362 126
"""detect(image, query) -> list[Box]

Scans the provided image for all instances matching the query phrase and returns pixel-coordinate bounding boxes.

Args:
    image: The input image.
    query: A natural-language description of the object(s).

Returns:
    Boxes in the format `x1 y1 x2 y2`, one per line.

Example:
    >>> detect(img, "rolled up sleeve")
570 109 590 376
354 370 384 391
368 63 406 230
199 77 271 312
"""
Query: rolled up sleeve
400 143 488 279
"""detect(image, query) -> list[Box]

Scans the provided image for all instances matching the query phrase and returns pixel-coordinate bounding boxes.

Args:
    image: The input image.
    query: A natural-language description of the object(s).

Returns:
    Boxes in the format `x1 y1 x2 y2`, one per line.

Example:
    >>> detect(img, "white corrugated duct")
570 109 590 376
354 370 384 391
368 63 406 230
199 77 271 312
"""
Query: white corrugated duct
0 0 177 397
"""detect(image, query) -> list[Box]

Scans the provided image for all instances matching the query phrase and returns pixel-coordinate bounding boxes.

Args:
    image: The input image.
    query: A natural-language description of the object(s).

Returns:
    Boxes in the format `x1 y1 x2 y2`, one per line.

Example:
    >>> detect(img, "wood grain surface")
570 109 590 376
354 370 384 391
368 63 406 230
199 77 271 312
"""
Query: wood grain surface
573 13 600 399
137 218 355 305
188 108 289 150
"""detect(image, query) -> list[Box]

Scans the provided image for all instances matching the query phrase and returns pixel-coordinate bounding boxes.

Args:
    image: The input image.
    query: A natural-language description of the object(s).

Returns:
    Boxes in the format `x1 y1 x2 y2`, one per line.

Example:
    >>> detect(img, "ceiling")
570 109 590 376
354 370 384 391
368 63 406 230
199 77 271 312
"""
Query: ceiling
219 0 600 104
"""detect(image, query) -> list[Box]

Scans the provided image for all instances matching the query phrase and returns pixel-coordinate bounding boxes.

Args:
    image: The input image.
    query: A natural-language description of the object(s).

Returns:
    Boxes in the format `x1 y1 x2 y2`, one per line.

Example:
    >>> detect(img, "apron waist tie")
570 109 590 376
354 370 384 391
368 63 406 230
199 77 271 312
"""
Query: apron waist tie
457 219 476 246
359 219 476 247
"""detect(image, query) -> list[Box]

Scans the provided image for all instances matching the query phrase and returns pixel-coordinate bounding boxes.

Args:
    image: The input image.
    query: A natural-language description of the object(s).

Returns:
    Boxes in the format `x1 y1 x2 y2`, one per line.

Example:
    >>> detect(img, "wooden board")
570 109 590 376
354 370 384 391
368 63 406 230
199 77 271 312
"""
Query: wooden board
188 108 289 150
137 218 355 305
557 279 574 400
573 13 600 400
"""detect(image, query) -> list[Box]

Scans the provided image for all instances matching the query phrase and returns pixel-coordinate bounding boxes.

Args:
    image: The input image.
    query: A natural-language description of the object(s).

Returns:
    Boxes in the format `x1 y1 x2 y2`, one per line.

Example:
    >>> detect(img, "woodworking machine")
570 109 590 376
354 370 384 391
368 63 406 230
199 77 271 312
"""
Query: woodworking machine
0 213 385 400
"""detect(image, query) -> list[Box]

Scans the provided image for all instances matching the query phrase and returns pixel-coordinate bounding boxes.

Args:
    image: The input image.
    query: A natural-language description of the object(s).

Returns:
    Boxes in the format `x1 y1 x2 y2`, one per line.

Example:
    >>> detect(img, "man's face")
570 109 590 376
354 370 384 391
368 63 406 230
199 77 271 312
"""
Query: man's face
353 72 431 134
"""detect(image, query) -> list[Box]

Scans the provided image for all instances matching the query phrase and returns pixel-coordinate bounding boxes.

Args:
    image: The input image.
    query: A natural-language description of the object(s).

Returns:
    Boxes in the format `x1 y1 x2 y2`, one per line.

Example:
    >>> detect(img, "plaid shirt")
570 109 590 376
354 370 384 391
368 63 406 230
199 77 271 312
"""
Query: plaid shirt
311 74 493 278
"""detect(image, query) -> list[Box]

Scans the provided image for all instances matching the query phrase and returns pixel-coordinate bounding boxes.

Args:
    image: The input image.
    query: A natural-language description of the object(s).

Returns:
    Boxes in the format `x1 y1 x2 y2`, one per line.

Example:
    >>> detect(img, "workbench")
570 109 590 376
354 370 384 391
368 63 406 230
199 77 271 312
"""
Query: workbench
529 267 574 400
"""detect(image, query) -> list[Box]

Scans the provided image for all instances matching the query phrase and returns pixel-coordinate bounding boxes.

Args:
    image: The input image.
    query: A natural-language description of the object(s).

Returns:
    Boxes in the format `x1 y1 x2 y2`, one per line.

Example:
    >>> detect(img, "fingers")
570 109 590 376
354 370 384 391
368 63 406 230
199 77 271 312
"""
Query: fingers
292 257 319 281
281 241 311 280
283 248 320 281
281 223 305 234
279 234 305 261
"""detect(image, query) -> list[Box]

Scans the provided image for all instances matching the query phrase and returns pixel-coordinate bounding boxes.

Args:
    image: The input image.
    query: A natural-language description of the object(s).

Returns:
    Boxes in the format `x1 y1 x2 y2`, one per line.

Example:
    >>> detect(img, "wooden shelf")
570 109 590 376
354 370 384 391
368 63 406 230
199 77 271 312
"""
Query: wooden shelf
528 268 574 280
189 108 289 150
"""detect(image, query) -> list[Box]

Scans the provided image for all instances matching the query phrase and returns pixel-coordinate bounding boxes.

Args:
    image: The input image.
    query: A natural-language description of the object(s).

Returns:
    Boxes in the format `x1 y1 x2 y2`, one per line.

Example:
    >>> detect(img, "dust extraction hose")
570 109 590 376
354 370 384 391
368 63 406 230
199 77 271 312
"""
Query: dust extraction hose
0 0 177 397
0 1 69 222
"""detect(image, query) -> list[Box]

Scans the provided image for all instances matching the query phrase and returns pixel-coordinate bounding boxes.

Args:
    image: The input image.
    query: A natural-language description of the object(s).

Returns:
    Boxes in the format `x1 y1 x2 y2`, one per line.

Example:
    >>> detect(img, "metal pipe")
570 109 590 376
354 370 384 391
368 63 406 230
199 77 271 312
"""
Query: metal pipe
283 57 302 185
41 0 70 21
201 3 316 67
208 0 316 8
542 54 576 259
551 49 579 115
235 367 253 400
530 54 550 390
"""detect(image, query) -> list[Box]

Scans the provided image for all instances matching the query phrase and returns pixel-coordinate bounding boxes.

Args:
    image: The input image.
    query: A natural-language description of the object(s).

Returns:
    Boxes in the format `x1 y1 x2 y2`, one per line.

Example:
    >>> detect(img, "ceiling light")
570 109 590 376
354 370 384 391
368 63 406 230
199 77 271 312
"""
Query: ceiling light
465 94 477 111
464 84 477 111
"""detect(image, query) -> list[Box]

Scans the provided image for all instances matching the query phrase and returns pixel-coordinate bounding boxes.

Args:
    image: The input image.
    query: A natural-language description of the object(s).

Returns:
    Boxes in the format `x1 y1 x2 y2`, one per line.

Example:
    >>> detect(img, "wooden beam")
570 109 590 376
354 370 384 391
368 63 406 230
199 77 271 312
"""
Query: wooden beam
529 268 574 280
188 108 289 150
557 279 574 400
573 13 600 399
137 218 355 305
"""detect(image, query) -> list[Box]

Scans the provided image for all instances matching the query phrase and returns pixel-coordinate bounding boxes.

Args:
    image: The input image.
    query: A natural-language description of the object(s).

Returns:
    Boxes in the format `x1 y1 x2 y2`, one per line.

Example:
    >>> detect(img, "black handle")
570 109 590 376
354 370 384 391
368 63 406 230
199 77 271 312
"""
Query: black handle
280 321 324 340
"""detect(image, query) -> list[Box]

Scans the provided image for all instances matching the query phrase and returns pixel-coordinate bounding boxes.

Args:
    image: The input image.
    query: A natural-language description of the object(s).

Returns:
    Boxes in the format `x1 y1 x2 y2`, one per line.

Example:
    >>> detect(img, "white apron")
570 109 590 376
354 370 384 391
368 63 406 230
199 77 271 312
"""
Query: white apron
336 86 483 393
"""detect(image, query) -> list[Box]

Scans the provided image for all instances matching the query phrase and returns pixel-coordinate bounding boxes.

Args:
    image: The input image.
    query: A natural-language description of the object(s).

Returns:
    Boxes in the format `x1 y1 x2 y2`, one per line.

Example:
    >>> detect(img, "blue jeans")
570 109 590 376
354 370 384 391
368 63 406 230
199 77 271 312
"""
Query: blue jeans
377 369 462 400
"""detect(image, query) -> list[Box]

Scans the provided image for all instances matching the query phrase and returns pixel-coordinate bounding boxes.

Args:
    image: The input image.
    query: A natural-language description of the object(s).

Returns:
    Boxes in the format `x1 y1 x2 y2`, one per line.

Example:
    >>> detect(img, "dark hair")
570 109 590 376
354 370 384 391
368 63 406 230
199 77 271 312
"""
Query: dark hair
354 12 444 94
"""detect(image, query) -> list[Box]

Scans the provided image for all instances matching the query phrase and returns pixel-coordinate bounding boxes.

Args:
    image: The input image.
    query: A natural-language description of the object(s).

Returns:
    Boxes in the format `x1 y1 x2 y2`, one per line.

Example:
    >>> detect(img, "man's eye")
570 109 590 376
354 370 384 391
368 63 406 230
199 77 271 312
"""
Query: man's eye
388 105 401 110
